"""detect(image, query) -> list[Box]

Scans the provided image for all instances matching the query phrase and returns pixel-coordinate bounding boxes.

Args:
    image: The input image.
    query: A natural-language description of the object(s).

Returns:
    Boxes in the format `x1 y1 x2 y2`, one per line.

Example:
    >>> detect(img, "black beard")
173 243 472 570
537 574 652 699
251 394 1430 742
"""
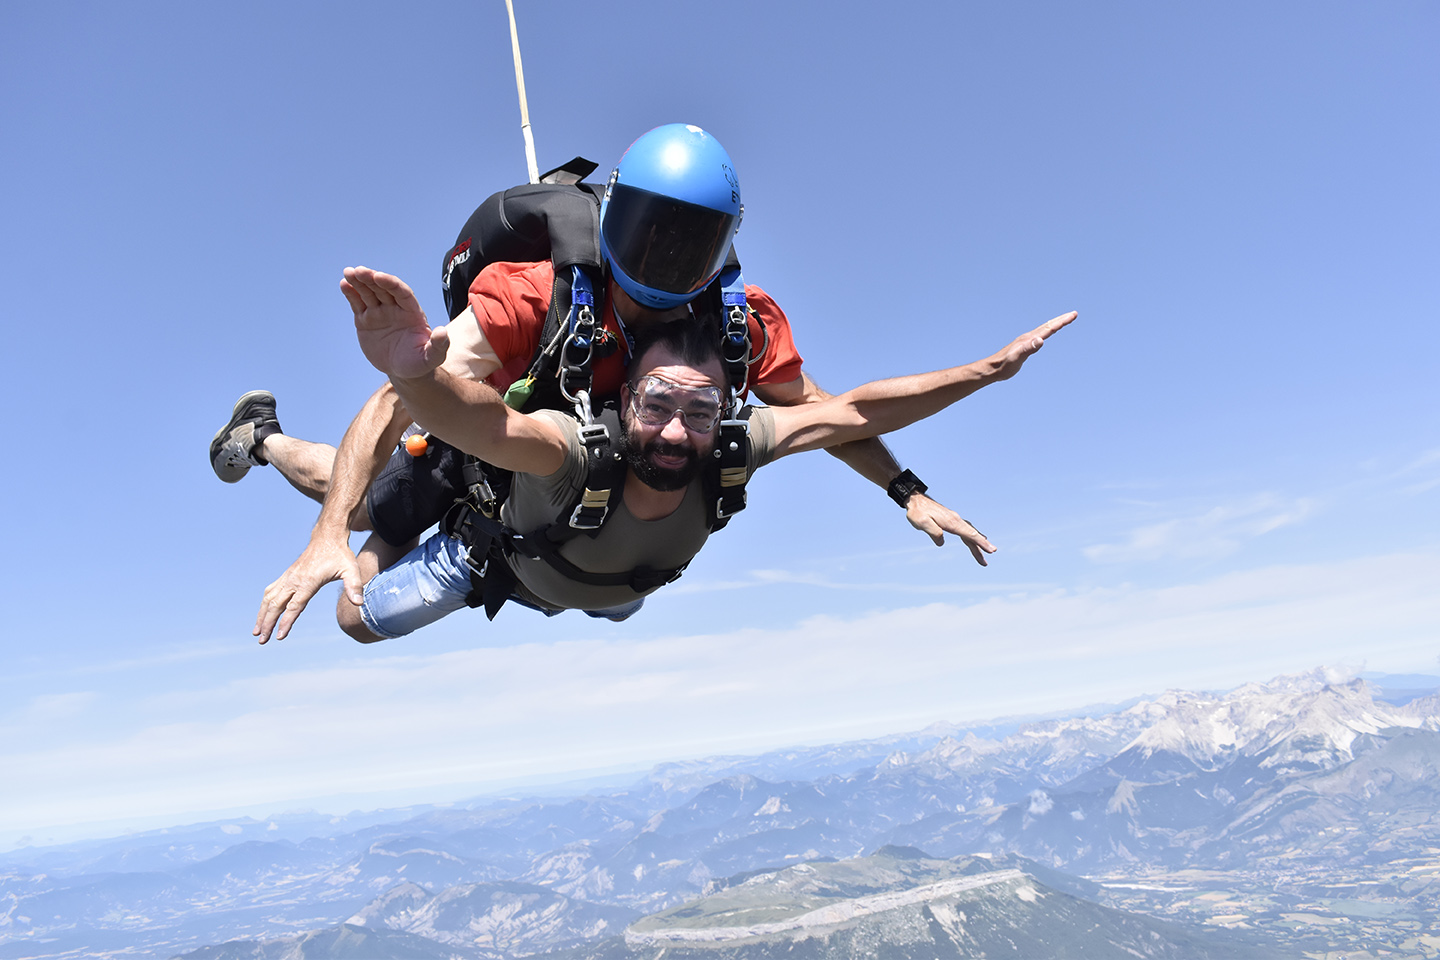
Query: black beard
621 426 702 492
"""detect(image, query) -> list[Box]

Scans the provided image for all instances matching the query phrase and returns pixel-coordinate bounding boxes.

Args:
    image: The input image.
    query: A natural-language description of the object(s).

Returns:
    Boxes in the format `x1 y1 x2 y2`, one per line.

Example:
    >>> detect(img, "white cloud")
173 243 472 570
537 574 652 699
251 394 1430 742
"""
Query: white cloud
1083 494 1320 564
2 550 1437 836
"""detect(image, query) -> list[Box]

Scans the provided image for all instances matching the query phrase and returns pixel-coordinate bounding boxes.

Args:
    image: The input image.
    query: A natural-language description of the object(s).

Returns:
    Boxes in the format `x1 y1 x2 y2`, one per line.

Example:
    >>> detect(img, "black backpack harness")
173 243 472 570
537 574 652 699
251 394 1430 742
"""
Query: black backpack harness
432 158 763 618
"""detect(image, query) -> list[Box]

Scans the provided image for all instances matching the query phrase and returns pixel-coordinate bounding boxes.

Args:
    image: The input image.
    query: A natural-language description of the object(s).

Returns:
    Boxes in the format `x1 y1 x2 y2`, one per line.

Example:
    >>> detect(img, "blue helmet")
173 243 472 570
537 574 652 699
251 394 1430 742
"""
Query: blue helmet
600 124 743 311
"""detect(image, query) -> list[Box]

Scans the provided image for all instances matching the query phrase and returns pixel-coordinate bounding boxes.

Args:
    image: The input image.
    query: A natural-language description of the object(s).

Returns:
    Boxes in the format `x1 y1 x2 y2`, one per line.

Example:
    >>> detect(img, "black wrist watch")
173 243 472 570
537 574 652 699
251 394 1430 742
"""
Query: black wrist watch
887 469 928 508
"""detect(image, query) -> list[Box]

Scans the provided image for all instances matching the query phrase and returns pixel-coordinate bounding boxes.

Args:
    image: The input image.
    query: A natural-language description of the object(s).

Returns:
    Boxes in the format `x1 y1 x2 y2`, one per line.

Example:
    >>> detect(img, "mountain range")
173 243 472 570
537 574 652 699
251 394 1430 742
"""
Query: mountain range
3 668 1437 959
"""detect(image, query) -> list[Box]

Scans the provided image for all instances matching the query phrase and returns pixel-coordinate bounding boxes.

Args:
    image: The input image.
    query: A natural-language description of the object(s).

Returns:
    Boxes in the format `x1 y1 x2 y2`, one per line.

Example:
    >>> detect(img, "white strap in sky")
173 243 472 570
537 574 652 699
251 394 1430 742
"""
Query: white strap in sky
504 0 540 185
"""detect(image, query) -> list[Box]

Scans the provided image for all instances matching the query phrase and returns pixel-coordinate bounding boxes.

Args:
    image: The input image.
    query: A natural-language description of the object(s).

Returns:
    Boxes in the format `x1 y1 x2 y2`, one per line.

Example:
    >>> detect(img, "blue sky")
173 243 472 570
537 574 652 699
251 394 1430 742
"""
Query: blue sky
2 1 1437 845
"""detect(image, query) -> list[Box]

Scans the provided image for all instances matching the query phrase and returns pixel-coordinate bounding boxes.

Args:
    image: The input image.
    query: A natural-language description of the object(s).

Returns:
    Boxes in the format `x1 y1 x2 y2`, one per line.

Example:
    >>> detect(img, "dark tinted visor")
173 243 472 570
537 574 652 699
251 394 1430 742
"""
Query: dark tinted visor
602 184 738 296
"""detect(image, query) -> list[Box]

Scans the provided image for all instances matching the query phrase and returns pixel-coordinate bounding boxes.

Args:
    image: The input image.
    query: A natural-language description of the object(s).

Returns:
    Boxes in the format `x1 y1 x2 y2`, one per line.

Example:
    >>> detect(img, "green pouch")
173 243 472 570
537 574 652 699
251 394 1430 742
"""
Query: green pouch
503 376 535 410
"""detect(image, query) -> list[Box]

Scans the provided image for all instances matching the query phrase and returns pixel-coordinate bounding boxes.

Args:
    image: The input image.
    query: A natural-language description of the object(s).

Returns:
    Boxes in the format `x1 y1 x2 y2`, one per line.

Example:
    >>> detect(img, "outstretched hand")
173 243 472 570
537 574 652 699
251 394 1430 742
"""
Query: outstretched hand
905 493 996 564
254 538 365 644
341 266 451 381
988 311 1077 381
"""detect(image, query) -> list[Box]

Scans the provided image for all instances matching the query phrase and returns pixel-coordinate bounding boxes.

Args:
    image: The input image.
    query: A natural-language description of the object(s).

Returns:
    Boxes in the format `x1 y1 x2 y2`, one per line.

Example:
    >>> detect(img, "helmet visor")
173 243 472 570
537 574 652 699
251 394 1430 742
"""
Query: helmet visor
603 184 738 298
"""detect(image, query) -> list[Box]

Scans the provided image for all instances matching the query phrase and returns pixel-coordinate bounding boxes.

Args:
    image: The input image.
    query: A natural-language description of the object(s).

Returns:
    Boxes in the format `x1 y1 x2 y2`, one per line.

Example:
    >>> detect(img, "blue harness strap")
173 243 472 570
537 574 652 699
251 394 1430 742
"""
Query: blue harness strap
719 265 746 307
559 265 600 405
569 265 595 325
718 265 750 397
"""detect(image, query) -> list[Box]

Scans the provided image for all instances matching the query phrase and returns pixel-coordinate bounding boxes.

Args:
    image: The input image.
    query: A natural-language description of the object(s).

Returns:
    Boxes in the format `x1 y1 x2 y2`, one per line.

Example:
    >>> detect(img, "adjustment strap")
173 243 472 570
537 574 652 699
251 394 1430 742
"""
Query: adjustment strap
570 264 595 313
449 500 514 618
719 265 746 309
714 416 750 520
568 421 621 529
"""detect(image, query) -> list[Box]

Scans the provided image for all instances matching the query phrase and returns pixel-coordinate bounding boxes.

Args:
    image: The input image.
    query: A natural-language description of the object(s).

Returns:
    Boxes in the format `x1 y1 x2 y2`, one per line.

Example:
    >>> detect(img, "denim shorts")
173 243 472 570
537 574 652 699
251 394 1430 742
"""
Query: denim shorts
359 533 645 639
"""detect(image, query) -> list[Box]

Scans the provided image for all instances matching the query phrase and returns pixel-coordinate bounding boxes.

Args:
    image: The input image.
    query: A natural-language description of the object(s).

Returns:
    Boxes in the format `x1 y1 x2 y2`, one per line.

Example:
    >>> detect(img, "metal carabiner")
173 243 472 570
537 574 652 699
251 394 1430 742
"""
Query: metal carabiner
566 388 593 425
558 304 596 408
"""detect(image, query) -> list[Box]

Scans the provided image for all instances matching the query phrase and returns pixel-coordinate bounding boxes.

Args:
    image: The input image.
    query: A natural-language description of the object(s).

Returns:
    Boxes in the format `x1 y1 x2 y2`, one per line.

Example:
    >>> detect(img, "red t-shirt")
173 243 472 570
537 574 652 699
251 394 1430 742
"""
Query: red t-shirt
464 261 803 397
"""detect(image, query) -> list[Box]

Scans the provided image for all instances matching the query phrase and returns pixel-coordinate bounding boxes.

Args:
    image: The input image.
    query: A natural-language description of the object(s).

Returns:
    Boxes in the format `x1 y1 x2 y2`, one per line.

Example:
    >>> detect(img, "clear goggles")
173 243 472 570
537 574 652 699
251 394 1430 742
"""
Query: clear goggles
627 375 725 433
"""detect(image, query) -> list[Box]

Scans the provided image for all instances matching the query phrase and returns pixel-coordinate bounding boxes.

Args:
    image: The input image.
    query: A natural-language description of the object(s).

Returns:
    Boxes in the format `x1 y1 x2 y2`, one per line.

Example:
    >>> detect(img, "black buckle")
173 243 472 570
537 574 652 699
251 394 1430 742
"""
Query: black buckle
568 495 610 530
576 421 610 449
473 479 498 518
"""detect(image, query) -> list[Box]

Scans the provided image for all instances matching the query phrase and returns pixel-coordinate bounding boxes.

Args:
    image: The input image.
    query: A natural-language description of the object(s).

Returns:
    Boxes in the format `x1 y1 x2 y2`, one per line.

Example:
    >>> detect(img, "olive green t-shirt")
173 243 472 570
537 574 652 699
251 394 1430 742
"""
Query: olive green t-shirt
502 407 777 612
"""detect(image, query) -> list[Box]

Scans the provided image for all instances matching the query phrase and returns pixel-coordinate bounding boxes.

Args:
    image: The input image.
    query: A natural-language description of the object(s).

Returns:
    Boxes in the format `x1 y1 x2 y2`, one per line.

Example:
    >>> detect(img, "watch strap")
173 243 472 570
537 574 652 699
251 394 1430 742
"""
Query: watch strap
887 469 928 508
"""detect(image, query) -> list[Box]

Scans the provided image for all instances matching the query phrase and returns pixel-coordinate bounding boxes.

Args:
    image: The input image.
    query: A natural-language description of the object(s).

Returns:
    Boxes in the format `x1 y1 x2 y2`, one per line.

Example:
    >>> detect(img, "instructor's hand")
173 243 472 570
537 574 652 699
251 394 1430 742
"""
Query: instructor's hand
255 538 365 644
342 266 451 381
905 493 996 565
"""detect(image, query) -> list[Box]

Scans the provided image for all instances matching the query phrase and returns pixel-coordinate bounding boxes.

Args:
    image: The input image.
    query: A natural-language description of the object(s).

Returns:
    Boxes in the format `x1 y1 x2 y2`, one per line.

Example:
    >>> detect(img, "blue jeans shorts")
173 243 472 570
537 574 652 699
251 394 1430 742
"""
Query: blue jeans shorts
359 533 645 639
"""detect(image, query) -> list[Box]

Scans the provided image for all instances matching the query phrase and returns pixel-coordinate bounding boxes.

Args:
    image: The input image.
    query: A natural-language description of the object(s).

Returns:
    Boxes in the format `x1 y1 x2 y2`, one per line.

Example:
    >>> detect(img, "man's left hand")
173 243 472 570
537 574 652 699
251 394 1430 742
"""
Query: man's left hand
905 492 996 565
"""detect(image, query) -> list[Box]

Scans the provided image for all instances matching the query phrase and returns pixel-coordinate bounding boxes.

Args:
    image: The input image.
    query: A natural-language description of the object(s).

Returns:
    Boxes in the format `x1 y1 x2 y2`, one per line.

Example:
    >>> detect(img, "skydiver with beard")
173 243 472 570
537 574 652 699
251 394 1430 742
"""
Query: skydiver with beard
311 267 1074 643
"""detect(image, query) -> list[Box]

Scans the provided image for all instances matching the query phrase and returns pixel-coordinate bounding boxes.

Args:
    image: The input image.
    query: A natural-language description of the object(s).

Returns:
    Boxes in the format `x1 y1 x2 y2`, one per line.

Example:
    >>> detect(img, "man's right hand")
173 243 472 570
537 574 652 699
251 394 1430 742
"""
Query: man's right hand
255 537 365 644
341 266 451 381
985 311 1077 382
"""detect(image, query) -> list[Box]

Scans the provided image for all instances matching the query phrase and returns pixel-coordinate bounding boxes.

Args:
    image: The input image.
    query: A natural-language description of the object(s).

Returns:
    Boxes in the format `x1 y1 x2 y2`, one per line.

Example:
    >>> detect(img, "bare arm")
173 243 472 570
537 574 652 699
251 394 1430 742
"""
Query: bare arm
342 266 569 477
769 312 1076 458
390 368 568 476
754 373 995 563
755 374 904 486
253 382 409 643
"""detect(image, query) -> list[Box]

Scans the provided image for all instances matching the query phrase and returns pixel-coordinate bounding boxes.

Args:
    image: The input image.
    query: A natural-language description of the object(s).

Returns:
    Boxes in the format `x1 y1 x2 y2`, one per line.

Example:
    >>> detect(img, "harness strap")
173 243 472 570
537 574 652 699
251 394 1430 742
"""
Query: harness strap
447 503 513 620
505 264 617 416
567 416 622 529
718 266 750 397
449 499 689 610
714 414 751 523
559 266 597 407
448 405 685 613
516 524 689 591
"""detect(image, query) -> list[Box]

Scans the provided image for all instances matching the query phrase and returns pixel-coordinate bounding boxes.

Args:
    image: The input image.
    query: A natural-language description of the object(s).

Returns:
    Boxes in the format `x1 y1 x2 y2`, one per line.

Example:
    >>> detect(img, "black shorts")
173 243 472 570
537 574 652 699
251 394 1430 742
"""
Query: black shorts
367 439 466 547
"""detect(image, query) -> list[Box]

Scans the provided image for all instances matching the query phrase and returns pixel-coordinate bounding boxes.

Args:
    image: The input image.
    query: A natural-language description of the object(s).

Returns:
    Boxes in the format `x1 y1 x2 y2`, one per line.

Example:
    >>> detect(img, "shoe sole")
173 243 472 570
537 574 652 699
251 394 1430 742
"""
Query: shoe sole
210 390 276 459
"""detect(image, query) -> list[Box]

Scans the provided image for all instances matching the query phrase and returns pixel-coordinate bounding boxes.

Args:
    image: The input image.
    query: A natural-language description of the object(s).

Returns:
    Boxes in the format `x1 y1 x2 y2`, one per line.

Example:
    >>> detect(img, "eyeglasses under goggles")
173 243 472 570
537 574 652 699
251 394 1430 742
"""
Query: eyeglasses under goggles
627 375 725 433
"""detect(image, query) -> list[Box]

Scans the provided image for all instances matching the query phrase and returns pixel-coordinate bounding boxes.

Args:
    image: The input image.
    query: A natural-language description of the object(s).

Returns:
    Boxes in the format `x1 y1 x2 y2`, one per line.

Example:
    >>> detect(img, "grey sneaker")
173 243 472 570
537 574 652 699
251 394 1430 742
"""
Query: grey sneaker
210 390 282 483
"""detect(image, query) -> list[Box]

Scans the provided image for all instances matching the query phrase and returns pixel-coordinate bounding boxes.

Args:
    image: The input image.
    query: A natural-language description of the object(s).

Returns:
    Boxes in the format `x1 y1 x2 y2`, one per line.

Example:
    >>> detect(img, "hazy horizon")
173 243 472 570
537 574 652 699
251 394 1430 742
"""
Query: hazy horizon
6 662 1433 853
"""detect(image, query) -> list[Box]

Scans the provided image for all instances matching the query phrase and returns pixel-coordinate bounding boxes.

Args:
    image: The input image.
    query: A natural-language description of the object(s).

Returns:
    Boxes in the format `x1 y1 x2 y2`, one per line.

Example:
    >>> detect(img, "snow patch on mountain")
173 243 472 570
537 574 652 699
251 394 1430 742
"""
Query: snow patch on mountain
1126 675 1421 770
